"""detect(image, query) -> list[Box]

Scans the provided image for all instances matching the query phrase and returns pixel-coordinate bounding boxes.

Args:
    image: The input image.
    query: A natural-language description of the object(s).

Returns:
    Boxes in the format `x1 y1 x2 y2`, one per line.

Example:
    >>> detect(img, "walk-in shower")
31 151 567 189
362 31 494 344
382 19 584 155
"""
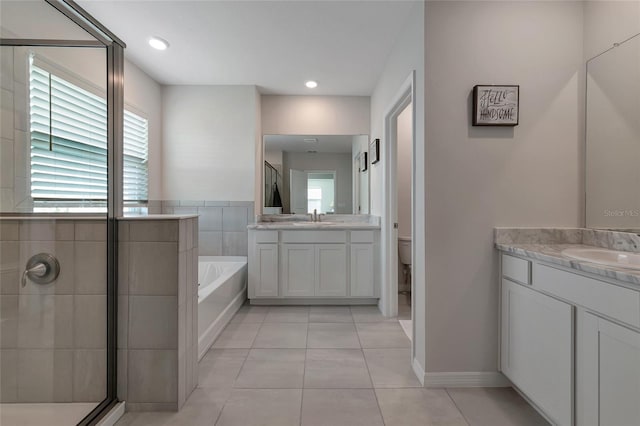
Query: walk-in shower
0 1 124 424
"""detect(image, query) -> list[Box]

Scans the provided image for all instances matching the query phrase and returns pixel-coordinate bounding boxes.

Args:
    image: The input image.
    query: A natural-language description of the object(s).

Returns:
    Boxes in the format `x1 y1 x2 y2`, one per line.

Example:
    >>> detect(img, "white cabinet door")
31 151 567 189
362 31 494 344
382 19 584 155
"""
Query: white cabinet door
350 244 374 297
501 279 573 426
315 244 347 296
579 312 640 426
281 244 315 297
254 243 279 297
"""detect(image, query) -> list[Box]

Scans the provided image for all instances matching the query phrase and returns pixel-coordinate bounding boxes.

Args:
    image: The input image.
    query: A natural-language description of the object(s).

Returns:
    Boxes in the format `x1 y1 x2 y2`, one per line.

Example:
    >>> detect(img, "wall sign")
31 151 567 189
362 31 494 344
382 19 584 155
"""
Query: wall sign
472 85 519 126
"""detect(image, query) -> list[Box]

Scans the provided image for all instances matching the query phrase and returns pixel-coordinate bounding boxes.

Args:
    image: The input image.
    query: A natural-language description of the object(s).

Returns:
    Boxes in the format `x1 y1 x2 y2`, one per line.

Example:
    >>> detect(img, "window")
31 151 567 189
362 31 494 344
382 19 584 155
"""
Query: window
29 58 148 210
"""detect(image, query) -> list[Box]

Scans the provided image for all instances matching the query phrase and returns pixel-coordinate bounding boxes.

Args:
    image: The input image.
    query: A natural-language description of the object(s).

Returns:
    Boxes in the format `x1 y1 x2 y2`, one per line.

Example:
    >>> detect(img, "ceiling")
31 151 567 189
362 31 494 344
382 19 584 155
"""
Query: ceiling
0 0 97 41
264 135 353 153
76 0 418 95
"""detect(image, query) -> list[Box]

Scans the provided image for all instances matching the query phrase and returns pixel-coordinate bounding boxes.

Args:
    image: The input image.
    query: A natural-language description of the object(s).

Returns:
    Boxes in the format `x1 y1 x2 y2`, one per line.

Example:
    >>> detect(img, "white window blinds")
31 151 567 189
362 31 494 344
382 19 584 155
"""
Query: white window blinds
29 61 148 205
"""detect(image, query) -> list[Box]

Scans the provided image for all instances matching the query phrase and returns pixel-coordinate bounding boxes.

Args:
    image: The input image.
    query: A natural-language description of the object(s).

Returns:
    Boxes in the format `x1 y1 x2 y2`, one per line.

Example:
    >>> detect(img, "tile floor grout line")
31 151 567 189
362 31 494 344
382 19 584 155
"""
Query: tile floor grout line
299 311 309 425
356 321 387 426
299 346 307 426
212 313 260 426
445 388 472 426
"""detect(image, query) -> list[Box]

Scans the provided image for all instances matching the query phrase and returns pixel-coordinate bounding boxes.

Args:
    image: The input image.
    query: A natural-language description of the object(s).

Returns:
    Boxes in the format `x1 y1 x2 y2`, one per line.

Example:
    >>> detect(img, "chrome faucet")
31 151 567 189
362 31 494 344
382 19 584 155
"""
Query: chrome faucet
312 209 318 222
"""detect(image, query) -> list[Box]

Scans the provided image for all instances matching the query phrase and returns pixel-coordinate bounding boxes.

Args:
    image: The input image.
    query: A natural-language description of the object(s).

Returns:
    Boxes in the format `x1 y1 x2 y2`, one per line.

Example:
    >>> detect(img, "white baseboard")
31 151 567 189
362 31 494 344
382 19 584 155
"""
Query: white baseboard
412 358 425 386
423 371 511 388
96 402 125 426
198 289 246 361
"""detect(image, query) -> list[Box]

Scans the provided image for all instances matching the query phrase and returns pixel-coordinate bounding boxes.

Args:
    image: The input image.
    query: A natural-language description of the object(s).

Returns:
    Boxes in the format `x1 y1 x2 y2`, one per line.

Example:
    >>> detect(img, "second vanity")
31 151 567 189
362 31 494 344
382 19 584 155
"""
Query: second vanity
247 216 380 304
496 228 640 426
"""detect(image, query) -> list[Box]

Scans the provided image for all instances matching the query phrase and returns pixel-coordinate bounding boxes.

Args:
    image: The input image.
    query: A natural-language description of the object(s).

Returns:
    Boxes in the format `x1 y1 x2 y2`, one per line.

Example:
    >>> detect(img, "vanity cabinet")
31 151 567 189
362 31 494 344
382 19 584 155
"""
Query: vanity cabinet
501 278 573 426
280 243 348 297
350 244 374 297
578 312 640 426
315 244 348 296
253 243 279 297
248 228 379 302
281 244 316 296
499 253 640 426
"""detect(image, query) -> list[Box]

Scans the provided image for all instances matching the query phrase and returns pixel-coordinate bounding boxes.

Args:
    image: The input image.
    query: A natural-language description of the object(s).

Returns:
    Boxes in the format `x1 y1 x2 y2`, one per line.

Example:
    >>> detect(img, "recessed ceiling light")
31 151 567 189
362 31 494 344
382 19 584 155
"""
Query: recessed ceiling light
148 36 169 51
305 80 318 89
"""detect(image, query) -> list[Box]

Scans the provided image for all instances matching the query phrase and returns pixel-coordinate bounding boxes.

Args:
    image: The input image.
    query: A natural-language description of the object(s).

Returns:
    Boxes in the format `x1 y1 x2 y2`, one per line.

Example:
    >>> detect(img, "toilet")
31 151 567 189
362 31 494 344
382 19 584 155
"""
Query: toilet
398 236 412 291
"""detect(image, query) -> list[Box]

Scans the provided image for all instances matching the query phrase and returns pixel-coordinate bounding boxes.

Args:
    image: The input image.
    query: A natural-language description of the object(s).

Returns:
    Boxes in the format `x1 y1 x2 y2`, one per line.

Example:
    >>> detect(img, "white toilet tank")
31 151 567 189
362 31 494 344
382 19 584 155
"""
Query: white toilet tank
398 237 412 266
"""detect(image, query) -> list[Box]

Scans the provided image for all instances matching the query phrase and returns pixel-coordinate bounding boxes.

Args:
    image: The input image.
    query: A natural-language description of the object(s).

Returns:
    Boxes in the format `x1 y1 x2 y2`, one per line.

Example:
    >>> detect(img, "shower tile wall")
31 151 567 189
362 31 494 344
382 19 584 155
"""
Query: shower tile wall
0 219 106 403
158 200 254 257
117 216 198 411
0 46 32 213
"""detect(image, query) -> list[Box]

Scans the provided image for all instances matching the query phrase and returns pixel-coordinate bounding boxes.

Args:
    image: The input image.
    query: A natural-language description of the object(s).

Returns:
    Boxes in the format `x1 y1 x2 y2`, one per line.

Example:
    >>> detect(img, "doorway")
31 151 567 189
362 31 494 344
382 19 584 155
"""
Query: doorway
396 102 413 338
380 71 416 374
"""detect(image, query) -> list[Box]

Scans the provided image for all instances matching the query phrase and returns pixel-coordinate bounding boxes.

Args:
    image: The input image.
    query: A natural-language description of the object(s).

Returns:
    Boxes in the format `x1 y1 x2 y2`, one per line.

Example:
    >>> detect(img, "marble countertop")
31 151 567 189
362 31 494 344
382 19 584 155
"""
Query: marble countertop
118 214 199 220
496 242 640 287
248 222 381 230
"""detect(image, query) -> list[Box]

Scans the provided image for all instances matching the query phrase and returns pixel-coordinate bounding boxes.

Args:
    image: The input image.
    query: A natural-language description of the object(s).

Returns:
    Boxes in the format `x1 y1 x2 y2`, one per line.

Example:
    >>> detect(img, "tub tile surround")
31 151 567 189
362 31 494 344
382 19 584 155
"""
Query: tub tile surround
157 200 254 257
118 216 199 411
0 219 107 404
495 227 640 286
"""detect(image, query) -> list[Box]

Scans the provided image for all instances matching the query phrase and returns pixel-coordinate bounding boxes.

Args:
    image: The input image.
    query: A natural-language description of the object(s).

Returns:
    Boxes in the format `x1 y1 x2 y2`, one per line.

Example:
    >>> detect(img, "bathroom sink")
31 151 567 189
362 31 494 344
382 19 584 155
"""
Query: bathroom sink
561 247 640 270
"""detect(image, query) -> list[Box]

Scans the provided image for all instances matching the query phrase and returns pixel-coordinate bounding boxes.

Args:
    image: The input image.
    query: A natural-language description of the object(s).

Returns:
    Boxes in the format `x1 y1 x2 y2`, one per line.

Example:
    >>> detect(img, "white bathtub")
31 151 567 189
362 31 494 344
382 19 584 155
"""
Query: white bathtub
198 256 247 360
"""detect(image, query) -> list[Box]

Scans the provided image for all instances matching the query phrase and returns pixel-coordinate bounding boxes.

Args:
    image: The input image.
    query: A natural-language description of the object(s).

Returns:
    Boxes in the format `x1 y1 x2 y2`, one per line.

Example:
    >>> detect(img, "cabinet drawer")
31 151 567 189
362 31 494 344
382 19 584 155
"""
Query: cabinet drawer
254 230 278 243
351 231 374 243
281 230 346 243
502 254 531 285
534 263 640 328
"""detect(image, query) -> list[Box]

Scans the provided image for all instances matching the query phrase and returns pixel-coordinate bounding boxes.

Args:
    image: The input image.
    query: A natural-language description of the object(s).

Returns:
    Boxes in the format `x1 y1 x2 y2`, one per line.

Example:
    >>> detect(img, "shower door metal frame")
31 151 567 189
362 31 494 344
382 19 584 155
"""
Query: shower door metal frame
1 1 125 424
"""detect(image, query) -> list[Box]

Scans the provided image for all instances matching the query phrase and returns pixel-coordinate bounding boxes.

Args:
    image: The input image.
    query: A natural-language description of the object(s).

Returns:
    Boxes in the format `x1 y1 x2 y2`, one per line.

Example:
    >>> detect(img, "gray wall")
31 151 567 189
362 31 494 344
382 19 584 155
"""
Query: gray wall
369 0 426 370
424 0 584 373
162 86 259 202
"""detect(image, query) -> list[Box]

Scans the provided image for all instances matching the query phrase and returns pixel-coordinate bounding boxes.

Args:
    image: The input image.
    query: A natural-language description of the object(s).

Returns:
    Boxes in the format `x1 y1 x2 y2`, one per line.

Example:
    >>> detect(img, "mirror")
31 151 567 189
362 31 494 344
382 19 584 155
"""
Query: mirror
263 135 370 215
585 34 640 231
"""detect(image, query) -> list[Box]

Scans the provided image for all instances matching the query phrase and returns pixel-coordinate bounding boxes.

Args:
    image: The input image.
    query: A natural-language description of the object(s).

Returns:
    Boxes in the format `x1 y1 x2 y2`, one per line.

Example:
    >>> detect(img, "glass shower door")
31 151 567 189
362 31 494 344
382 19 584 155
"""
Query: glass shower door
0 1 121 424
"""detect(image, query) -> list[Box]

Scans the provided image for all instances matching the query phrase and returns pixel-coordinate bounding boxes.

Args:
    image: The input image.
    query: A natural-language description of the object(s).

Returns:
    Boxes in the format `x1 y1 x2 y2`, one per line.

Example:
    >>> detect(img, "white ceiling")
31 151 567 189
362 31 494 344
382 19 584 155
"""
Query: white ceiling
265 135 353 153
76 0 418 95
0 0 96 41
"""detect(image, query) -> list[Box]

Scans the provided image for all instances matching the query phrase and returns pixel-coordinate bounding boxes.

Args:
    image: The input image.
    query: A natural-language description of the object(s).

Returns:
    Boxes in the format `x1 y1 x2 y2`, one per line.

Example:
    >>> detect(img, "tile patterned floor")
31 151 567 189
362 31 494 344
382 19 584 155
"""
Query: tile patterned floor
116 305 549 426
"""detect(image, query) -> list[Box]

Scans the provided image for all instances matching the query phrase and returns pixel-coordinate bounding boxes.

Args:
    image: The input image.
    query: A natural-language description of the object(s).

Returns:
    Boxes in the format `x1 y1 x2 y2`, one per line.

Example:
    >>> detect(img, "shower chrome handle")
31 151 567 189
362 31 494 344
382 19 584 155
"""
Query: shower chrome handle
21 264 46 287
21 253 60 288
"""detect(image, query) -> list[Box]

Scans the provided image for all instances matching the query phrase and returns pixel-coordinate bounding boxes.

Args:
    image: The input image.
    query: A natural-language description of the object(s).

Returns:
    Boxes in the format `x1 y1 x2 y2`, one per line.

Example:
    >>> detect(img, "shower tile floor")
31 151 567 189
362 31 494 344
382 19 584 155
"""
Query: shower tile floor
116 305 549 426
